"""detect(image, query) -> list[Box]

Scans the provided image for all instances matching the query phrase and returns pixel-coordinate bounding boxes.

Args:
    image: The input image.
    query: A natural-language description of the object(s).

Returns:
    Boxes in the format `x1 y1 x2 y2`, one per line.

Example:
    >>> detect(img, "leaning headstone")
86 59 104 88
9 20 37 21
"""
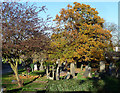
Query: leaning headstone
65 72 70 79
80 64 83 70
34 64 38 71
70 63 75 77
100 61 105 72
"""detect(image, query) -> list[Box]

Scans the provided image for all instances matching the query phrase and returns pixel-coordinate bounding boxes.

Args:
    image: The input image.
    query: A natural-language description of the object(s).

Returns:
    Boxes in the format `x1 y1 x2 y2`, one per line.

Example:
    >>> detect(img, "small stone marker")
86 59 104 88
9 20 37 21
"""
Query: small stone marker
100 61 105 72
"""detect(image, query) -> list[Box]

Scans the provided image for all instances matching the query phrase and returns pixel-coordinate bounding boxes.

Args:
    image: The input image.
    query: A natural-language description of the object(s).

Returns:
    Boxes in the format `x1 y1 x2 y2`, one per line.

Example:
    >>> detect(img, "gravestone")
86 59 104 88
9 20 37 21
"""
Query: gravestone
39 61 44 71
70 63 75 77
100 61 105 72
88 67 92 77
83 65 89 77
56 59 60 80
52 66 55 80
81 64 83 70
116 68 120 78
111 63 116 77
46 66 49 79
30 63 34 72
65 72 70 79
34 64 38 71
109 63 112 75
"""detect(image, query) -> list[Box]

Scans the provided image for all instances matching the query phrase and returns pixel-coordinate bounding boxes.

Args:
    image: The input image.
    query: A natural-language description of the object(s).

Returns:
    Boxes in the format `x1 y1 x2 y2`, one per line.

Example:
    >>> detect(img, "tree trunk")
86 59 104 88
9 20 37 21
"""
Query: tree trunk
14 68 23 87
10 61 23 87
56 65 60 80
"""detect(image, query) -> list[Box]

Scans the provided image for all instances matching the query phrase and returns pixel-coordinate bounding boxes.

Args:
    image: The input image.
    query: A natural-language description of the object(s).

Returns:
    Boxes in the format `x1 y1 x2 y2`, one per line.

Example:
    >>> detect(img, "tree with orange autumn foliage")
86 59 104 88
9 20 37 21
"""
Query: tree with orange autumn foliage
49 2 113 64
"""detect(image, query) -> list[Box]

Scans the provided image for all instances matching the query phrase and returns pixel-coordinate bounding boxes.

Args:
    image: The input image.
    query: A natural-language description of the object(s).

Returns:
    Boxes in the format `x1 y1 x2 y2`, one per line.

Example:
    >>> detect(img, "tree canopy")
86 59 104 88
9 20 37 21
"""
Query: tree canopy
2 2 52 87
48 2 112 64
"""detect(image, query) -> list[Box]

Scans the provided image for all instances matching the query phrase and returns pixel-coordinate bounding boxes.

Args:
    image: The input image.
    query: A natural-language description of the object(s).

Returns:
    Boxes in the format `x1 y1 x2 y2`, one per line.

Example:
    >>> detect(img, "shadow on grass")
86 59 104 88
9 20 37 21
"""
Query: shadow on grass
23 76 39 86
86 72 120 93
5 88 22 93
32 71 46 77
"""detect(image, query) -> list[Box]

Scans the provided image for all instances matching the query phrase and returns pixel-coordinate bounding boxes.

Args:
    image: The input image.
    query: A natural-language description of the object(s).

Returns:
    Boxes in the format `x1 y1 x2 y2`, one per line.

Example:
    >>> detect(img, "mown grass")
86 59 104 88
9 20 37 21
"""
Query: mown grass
2 68 120 93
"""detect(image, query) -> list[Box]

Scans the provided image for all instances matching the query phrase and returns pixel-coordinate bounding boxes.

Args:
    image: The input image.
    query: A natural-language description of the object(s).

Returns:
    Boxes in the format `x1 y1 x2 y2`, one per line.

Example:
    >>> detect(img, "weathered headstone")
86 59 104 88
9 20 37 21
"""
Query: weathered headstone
81 64 83 70
109 63 112 75
46 66 49 79
56 65 60 80
30 63 34 72
52 66 55 80
83 65 89 77
39 61 44 71
111 63 116 77
34 64 38 71
116 68 120 78
100 61 105 72
88 67 92 77
56 59 60 80
70 63 75 77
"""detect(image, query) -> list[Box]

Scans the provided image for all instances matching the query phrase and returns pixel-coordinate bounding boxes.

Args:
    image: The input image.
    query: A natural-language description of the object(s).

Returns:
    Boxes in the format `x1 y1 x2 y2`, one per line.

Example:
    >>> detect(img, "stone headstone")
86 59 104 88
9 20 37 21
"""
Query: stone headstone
70 63 75 77
111 63 116 77
111 68 116 77
83 66 89 77
56 65 60 80
116 68 120 78
52 66 55 80
34 64 38 71
100 61 105 72
46 66 49 79
81 64 83 70
88 67 92 77
39 62 44 71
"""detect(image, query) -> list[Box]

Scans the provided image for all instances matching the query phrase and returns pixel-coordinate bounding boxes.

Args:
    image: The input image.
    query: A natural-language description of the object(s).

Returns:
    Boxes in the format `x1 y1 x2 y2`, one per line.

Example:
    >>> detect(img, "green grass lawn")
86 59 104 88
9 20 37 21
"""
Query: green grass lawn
2 69 120 93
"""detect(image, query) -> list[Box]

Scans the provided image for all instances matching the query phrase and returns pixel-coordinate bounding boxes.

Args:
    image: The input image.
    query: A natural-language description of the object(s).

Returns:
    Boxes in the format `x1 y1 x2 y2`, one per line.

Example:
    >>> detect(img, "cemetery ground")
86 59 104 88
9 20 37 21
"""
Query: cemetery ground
2 66 120 93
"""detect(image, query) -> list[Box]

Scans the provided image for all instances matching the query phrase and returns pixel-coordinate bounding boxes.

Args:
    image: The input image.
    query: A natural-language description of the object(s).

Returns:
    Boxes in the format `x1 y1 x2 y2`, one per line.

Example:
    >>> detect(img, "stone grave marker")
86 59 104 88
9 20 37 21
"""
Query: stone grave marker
109 63 112 75
83 65 89 77
39 59 44 71
34 64 38 71
100 61 105 72
116 68 120 78
111 63 116 77
70 63 75 78
81 64 83 70
88 67 92 77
